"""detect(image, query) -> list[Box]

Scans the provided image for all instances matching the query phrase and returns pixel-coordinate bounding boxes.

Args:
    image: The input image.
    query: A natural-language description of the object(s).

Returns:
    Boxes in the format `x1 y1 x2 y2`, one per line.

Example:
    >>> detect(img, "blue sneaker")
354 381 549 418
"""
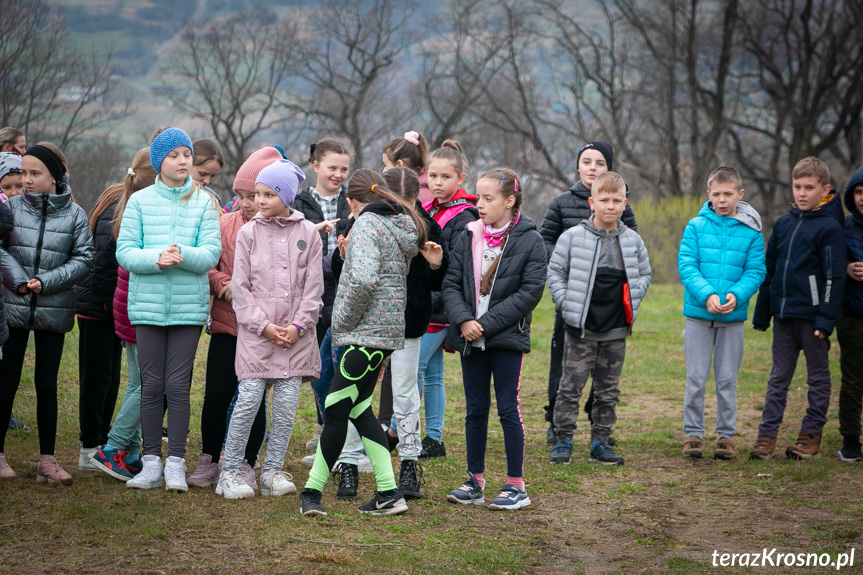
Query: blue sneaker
487 485 531 510
90 446 136 482
590 441 624 466
550 440 573 464
446 472 485 505
8 417 30 432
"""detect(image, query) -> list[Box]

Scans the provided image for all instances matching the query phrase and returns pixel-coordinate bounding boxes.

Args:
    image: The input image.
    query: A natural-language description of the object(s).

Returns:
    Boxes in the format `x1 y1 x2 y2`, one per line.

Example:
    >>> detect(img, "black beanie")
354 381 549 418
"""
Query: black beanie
577 141 614 171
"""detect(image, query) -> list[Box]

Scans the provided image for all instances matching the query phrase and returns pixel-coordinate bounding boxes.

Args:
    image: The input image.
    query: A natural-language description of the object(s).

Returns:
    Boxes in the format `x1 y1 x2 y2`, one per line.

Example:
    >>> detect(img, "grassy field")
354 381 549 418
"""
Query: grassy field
0 285 860 574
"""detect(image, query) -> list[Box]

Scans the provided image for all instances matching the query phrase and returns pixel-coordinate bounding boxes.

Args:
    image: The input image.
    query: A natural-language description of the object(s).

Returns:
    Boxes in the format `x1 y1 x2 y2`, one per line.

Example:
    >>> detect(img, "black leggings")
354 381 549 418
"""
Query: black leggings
200 333 267 465
78 317 123 448
0 328 65 454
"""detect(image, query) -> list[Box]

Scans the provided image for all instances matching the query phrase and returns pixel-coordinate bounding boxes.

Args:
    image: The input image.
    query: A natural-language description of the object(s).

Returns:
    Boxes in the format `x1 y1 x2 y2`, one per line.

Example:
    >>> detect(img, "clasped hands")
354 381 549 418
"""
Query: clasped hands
157 244 182 270
263 323 300 348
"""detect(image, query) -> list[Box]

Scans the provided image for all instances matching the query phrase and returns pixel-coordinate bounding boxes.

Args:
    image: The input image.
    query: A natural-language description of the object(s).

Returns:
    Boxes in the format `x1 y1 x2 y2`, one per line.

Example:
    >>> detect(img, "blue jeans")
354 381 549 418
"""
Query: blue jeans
416 329 448 442
310 329 336 424
107 342 142 455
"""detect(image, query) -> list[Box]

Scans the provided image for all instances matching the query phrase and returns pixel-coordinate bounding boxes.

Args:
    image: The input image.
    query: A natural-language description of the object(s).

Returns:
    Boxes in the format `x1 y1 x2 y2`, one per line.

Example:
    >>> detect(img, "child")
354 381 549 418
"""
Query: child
546 172 651 466
836 167 863 461
0 127 26 155
88 149 158 481
0 152 23 202
540 141 637 446
678 167 766 460
191 138 225 206
0 142 94 483
116 128 221 491
417 139 478 459
190 146 284 489
383 131 432 205
751 156 846 460
442 167 546 510
299 169 425 517
216 159 323 499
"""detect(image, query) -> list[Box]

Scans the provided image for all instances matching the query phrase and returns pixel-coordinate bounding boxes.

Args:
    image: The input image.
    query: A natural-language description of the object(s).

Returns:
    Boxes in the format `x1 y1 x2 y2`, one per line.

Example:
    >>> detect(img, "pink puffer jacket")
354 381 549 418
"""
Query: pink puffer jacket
232 210 324 382
208 210 250 336
112 266 135 343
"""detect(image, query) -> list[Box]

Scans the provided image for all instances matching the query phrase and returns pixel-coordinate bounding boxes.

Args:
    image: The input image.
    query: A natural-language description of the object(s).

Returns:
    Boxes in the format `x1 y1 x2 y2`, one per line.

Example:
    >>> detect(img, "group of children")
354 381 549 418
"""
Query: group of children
0 121 861 518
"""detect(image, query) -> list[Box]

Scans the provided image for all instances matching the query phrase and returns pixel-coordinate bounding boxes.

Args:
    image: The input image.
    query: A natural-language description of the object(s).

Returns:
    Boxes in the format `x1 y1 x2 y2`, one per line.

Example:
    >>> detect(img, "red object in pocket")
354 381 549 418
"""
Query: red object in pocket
622 283 633 328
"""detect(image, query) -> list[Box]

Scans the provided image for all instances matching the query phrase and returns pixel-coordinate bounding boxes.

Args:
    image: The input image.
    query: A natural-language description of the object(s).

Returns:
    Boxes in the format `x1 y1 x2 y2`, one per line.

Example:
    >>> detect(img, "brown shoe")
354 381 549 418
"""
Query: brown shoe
682 436 702 458
0 454 16 479
37 456 73 485
714 438 736 460
786 432 822 460
749 436 777 460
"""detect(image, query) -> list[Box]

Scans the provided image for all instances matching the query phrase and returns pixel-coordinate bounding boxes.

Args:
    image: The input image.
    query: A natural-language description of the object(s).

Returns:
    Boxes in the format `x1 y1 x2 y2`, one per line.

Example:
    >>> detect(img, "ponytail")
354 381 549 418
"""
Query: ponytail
347 168 427 247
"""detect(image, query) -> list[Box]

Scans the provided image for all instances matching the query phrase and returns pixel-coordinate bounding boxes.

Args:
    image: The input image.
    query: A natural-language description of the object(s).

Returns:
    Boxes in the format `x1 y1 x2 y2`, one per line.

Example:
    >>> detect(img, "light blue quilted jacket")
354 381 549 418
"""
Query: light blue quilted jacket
116 176 221 326
678 201 766 323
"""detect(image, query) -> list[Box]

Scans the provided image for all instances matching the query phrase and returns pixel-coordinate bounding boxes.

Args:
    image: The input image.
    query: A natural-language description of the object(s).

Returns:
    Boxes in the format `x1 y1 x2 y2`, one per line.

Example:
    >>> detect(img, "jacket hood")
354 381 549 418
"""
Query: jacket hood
790 186 845 227
360 200 419 258
252 208 306 226
578 216 625 238
845 165 863 220
700 200 762 232
23 189 73 213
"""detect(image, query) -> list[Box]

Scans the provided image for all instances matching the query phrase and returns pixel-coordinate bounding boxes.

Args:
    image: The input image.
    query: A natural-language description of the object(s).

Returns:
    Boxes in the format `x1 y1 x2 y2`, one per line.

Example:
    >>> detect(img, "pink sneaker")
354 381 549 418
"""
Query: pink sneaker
241 460 257 489
0 454 16 479
187 454 220 488
37 456 73 485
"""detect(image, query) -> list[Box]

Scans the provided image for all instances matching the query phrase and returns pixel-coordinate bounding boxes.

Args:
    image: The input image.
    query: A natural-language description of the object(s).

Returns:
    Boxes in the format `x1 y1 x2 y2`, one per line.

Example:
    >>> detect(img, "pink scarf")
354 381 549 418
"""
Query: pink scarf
483 213 519 247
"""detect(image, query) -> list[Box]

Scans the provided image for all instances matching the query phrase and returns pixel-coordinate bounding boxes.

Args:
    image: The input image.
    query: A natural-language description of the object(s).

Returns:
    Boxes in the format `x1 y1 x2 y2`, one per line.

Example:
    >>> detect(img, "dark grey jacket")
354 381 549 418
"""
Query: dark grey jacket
0 200 11 346
1 191 93 333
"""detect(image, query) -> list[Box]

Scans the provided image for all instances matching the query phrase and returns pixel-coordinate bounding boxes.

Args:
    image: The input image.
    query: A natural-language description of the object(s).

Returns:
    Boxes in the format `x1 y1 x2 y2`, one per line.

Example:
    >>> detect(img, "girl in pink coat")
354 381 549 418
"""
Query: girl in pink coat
217 159 324 499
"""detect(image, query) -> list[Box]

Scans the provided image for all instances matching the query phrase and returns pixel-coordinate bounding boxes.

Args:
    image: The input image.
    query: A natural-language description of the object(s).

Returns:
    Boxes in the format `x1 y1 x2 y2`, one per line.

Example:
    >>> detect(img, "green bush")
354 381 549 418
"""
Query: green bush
631 195 705 284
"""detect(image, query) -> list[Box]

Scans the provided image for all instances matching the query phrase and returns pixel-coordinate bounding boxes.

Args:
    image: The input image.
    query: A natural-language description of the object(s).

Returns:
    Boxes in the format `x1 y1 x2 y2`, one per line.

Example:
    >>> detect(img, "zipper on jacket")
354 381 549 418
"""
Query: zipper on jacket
167 194 178 321
779 215 803 318
27 195 49 329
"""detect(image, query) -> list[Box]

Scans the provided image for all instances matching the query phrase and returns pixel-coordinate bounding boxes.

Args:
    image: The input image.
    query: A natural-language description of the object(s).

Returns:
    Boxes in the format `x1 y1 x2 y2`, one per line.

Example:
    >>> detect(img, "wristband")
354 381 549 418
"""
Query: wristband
292 323 305 337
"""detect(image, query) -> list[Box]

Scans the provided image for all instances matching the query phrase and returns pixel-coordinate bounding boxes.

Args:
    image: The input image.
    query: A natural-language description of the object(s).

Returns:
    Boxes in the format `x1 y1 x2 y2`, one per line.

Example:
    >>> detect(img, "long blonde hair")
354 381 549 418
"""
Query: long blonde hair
106 148 157 238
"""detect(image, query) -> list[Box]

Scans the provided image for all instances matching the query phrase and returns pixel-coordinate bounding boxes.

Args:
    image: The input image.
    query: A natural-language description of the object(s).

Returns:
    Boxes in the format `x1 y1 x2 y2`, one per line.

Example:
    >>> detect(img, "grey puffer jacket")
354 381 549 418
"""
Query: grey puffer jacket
1 191 94 333
331 200 419 350
547 218 651 338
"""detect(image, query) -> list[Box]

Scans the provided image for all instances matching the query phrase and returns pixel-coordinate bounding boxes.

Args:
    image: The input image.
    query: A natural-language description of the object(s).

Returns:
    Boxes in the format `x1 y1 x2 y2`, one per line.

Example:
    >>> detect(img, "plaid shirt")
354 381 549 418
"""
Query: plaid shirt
309 187 340 255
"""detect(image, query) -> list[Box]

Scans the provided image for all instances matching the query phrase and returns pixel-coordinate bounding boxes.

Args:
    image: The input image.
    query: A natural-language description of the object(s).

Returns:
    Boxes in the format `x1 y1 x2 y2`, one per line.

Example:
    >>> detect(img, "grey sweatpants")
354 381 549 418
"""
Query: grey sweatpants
136 325 201 458
682 319 743 440
223 377 302 472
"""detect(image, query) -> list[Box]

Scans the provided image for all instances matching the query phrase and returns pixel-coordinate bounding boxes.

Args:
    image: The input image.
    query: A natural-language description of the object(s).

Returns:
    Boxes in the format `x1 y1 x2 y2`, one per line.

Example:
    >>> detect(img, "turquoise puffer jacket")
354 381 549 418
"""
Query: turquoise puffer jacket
678 201 766 323
116 176 221 326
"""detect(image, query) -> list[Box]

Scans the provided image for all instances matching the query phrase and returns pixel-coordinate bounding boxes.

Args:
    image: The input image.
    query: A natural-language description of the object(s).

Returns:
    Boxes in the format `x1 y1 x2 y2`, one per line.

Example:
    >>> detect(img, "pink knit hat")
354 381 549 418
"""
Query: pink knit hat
233 147 285 192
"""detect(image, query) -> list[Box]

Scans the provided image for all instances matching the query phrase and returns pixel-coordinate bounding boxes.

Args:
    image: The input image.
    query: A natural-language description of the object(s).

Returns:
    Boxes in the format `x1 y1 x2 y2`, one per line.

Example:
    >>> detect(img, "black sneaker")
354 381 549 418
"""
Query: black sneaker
397 459 424 499
546 424 558 447
358 491 408 515
299 488 327 517
837 437 863 462
332 462 358 500
418 436 446 459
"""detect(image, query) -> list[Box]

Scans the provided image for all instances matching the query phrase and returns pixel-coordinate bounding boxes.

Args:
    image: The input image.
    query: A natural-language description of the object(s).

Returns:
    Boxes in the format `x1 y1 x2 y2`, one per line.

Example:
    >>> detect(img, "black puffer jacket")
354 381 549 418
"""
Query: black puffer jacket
292 186 352 327
429 206 479 326
540 181 637 261
0 200 11 346
843 166 863 318
0 191 93 333
442 214 547 355
75 202 119 321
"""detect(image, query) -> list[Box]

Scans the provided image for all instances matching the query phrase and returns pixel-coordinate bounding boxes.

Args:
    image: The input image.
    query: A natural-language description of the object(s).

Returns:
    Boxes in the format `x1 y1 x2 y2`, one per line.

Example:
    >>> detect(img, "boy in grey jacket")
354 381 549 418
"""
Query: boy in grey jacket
546 172 651 465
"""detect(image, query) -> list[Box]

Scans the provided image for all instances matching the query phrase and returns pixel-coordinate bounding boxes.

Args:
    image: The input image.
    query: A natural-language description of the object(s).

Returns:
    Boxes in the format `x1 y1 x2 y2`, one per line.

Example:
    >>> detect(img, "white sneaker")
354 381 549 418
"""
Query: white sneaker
305 424 324 450
216 469 255 499
301 454 316 468
79 447 98 470
260 470 296 496
301 454 374 473
126 455 163 489
164 456 188 492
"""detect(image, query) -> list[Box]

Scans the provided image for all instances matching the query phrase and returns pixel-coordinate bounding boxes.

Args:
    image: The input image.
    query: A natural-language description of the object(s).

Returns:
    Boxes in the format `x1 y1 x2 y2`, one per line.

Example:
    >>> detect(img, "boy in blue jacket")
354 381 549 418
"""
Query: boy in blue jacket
750 157 846 460
837 166 863 462
678 167 766 460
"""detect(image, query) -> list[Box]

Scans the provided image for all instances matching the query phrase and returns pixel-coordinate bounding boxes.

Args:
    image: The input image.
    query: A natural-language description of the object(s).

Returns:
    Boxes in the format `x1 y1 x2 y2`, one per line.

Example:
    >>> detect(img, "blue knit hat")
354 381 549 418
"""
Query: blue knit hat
150 128 194 173
256 159 306 208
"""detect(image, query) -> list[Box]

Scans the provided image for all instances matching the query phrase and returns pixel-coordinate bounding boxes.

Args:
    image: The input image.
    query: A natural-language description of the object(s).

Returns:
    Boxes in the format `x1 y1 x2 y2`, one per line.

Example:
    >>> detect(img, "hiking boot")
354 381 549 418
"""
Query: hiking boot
36 456 73 485
487 485 531 510
79 447 98 470
305 424 323 450
0 454 16 479
546 423 558 447
216 469 255 499
164 456 188 492
418 436 446 459
333 462 359 500
837 437 863 462
714 438 736 460
550 440 573 464
187 454 220 488
589 441 624 465
397 459 424 499
749 436 777 460
299 488 327 517
786 432 822 460
682 436 702 458
261 470 296 496
447 473 485 506
358 491 408 516
240 459 257 489
90 446 136 482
